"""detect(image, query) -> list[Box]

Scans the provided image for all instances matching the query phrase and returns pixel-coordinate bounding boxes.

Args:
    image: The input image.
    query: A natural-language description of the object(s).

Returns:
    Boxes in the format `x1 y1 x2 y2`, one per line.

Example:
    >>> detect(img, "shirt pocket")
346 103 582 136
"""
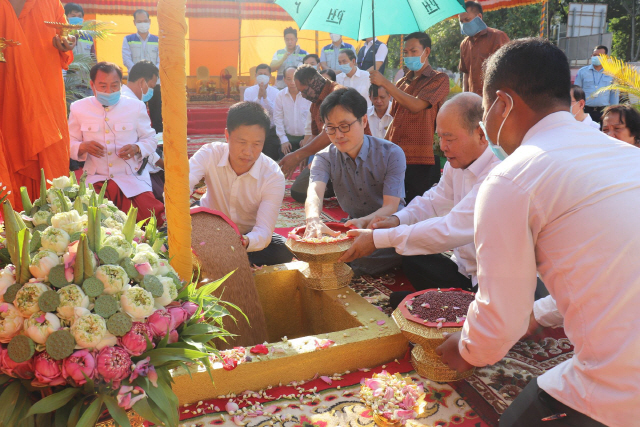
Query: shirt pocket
81 122 101 137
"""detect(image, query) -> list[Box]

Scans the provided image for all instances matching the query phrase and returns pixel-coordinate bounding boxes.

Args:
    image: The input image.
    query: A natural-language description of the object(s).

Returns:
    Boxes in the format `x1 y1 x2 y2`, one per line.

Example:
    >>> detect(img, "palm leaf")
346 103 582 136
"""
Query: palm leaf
70 20 116 41
591 55 640 104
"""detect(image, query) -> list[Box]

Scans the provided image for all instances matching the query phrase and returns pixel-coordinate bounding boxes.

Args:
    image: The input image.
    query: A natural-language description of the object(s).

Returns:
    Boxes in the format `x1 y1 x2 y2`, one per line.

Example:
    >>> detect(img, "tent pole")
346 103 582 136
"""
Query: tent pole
371 0 378 97
238 4 242 75
315 30 319 55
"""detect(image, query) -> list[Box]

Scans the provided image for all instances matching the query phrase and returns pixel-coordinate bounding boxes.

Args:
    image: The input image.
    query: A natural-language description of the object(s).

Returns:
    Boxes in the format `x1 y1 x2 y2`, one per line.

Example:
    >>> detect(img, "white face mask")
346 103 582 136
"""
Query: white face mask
256 75 270 86
136 22 150 33
330 33 341 43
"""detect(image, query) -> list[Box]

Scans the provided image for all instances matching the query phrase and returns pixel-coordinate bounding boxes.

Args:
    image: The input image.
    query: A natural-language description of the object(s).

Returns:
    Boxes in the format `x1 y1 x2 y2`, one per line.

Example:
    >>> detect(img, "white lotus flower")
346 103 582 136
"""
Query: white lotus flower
79 189 95 206
51 210 85 235
98 204 113 219
14 281 50 318
135 244 154 254
96 332 118 350
154 276 178 308
95 265 130 295
41 227 71 253
24 311 61 344
102 217 124 231
0 265 16 301
29 249 60 280
71 311 107 349
156 260 176 277
51 176 72 190
32 210 53 227
132 249 160 275
121 287 155 321
103 235 133 260
0 303 24 343
57 285 90 320
50 195 73 215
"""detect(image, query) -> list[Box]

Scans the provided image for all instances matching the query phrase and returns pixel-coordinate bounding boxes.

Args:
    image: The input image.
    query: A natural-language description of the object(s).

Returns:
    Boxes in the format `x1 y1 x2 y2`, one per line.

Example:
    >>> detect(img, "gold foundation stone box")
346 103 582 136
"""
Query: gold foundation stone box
392 289 476 382
171 261 409 405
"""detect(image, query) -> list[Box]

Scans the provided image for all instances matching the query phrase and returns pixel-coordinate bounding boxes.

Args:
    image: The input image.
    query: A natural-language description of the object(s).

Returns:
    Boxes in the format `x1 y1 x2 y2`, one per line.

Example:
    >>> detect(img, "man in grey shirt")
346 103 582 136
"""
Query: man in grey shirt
304 88 406 275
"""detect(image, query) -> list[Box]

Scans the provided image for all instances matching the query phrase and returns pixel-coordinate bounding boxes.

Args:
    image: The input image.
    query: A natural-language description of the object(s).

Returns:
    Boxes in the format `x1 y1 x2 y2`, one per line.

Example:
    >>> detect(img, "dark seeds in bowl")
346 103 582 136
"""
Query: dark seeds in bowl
408 291 475 323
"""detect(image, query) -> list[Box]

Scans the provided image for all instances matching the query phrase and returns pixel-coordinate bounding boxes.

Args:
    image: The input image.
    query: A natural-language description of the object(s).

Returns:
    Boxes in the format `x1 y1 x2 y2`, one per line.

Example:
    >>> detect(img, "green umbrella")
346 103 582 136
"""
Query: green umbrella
275 0 465 41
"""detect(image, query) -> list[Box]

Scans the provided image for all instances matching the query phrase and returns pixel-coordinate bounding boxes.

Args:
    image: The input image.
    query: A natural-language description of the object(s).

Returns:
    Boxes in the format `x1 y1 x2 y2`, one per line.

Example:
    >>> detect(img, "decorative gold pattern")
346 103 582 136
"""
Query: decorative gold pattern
0 38 20 63
44 21 83 37
95 410 145 427
393 309 475 382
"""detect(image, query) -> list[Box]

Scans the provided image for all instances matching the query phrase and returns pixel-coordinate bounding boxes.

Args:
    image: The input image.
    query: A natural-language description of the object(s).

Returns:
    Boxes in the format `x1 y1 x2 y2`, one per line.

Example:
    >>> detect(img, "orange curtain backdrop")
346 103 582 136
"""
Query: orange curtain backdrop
188 17 239 77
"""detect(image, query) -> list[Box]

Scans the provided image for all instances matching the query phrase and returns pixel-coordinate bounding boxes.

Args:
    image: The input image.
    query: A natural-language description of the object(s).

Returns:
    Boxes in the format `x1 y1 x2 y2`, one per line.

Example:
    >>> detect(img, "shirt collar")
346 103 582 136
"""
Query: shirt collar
217 144 263 179
522 111 576 146
121 85 137 99
367 103 392 118
587 64 603 73
407 64 435 80
467 145 497 177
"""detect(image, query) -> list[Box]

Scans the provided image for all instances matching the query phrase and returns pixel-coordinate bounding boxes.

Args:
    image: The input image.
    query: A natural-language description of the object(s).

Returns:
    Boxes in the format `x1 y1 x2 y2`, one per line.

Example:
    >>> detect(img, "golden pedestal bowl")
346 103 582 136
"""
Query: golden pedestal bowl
286 223 354 290
392 289 476 382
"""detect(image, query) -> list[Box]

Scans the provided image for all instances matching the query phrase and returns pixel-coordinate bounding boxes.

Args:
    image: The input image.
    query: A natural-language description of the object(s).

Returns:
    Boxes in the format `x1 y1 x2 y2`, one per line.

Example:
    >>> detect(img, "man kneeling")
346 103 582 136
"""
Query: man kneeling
305 88 405 275
189 102 292 266
68 62 164 224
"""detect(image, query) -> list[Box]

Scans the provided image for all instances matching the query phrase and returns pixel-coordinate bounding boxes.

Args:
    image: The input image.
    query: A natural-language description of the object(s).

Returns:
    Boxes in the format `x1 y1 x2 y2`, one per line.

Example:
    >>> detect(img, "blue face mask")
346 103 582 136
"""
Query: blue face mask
404 50 425 72
68 17 84 26
141 84 154 102
591 56 601 66
95 90 121 107
479 93 513 161
338 63 353 74
460 16 487 37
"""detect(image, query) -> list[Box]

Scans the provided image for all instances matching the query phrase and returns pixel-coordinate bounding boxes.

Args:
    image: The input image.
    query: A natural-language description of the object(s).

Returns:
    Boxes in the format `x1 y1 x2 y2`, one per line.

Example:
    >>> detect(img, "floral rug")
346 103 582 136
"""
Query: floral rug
176 354 487 427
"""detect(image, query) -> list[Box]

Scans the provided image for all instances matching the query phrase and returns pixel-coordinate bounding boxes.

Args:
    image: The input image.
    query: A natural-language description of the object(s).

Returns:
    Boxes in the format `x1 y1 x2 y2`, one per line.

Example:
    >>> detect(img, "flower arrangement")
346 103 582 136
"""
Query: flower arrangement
359 371 425 425
0 171 239 427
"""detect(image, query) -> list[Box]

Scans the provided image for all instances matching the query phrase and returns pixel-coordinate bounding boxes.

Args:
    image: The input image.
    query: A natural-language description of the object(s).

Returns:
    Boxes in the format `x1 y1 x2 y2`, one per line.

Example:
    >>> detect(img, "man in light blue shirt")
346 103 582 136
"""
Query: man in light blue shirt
574 45 618 124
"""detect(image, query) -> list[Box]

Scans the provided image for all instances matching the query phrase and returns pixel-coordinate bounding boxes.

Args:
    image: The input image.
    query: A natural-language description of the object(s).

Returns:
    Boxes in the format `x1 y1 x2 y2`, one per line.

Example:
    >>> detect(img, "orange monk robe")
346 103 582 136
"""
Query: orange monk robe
0 130 15 207
0 0 71 209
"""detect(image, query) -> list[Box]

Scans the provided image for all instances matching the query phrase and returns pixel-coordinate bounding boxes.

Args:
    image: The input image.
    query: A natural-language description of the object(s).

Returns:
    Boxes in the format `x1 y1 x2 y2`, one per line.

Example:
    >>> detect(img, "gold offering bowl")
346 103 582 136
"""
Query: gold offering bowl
285 223 354 290
0 38 20 63
44 21 83 38
95 410 145 427
392 289 475 382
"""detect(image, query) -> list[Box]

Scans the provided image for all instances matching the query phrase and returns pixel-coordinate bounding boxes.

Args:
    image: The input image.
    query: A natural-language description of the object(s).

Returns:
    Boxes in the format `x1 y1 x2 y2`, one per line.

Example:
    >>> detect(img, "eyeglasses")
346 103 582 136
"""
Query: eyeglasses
324 118 359 135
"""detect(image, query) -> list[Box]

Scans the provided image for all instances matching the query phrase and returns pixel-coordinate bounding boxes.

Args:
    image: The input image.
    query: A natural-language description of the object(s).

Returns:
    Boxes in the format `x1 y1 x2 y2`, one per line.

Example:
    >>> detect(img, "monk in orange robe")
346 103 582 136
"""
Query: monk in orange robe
0 0 74 210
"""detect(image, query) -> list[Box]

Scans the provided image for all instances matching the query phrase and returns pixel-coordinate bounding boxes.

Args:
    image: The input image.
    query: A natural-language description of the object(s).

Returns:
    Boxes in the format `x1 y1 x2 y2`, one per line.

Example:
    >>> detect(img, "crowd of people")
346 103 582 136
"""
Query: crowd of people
4 0 639 425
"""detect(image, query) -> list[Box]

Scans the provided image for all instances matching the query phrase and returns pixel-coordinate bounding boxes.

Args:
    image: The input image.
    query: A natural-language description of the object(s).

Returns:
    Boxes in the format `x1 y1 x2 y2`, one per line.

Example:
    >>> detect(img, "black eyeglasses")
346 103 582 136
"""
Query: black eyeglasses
324 118 359 135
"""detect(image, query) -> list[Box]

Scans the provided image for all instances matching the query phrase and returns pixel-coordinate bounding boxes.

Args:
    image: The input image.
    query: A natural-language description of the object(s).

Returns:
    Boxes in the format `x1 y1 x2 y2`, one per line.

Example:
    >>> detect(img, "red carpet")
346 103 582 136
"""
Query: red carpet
187 104 229 135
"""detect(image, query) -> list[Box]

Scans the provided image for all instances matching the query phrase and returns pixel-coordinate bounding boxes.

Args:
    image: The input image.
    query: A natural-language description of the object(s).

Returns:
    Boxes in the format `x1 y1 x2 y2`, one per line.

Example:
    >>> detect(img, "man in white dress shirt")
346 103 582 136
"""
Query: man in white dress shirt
341 93 500 302
570 85 600 130
336 50 372 108
274 67 312 156
68 62 164 224
244 64 281 161
189 102 291 266
367 85 393 139
436 38 640 427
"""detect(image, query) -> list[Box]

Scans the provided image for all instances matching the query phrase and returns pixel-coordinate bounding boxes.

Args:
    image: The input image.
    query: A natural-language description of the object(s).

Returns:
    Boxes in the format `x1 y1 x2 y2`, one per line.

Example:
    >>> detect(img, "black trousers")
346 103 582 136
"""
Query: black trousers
262 127 282 162
247 233 293 266
584 105 605 125
405 159 441 203
290 167 334 204
404 253 473 291
148 84 163 133
500 378 606 427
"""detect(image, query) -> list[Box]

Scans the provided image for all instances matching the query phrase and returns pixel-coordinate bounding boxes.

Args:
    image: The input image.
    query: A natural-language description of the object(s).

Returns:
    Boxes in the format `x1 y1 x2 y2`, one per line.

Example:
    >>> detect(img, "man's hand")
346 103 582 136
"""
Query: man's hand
258 83 268 99
369 215 400 230
279 151 301 179
303 218 341 239
78 141 105 158
281 142 292 155
118 144 140 160
369 69 388 87
435 331 475 373
53 35 76 52
241 235 250 249
522 311 543 339
345 217 369 230
339 229 377 262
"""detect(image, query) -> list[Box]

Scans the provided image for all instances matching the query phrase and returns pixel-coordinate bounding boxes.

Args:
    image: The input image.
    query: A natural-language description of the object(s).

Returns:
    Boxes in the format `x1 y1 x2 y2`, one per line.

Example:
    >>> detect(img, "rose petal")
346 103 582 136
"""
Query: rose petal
436 318 446 322
376 320 385 326
250 344 269 355
64 267 74 283
226 401 239 413
199 242 206 246
36 314 46 323
437 322 443 329
319 376 332 385
0 304 7 313
232 415 246 426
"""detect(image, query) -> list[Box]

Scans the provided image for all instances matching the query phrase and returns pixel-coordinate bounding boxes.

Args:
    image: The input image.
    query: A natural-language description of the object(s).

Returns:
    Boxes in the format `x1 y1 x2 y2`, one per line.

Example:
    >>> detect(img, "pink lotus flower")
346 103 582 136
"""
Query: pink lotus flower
63 241 80 269
62 349 95 385
168 306 188 329
147 309 173 338
181 301 198 319
33 352 66 387
250 344 268 355
134 262 152 276
0 345 34 379
167 329 179 344
117 385 146 410
119 322 154 356
129 357 158 387
0 304 7 313
96 346 132 384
